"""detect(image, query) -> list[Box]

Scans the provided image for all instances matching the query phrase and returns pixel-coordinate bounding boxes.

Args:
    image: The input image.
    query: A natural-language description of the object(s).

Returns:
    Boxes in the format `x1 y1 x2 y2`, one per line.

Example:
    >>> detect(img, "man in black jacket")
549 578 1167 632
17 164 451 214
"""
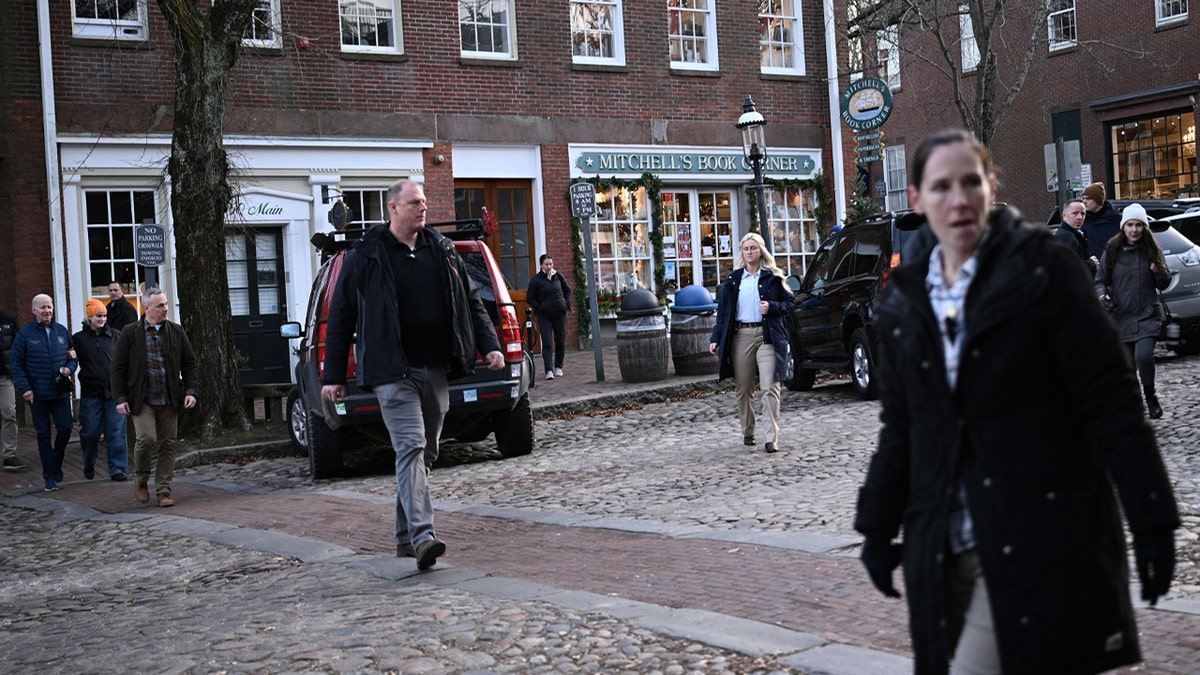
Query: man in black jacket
1081 182 1121 261
106 281 138 331
1053 198 1098 277
0 308 24 471
73 298 128 481
321 179 504 572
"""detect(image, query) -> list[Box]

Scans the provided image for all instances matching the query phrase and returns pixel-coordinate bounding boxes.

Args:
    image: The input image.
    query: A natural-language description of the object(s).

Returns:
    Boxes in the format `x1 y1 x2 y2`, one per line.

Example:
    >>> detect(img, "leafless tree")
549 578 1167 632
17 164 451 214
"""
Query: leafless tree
155 0 261 435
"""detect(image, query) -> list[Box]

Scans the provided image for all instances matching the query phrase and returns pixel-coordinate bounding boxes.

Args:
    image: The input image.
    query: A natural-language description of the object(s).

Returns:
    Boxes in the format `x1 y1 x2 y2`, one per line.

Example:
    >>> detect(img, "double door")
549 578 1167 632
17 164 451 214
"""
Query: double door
660 189 738 293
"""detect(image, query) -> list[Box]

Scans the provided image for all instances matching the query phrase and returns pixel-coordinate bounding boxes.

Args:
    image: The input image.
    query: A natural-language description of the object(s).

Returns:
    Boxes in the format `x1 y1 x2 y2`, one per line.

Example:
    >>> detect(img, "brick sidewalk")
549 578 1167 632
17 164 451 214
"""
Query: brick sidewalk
37 478 1200 673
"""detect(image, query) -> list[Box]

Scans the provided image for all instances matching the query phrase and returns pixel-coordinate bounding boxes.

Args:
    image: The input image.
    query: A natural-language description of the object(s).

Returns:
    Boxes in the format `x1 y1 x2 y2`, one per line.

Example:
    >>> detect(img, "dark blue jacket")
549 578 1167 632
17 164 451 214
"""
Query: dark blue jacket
322 225 502 388
11 320 77 401
1081 201 1121 261
710 267 794 383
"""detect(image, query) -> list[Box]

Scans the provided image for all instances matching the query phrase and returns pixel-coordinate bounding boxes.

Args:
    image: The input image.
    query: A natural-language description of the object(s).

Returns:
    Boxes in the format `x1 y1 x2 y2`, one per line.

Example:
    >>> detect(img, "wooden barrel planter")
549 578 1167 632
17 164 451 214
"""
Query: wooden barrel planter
670 313 718 375
617 326 669 382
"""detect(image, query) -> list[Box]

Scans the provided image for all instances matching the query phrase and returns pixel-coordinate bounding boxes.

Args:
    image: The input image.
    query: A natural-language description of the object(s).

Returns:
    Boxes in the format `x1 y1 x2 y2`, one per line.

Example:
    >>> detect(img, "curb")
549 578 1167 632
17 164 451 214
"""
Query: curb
174 440 298 470
532 378 729 419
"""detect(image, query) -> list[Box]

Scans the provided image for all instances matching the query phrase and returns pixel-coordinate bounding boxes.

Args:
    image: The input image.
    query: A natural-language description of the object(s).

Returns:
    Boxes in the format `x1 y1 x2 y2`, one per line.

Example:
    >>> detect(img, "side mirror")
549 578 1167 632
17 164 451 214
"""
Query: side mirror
279 321 303 339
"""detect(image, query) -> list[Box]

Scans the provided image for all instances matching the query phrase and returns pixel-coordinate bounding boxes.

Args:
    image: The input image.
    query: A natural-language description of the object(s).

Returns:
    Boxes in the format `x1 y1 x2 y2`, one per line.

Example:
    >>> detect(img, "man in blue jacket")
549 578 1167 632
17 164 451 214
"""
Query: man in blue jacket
11 294 77 491
321 179 504 571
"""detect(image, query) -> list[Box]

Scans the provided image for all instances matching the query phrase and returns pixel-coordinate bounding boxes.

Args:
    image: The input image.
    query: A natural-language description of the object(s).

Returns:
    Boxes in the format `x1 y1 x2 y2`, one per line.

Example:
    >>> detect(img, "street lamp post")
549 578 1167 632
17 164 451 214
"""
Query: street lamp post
737 94 771 252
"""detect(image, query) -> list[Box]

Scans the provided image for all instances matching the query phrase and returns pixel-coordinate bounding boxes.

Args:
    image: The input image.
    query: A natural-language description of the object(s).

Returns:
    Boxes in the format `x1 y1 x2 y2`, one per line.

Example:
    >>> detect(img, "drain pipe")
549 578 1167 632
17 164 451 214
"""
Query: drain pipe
37 0 68 322
823 0 848 226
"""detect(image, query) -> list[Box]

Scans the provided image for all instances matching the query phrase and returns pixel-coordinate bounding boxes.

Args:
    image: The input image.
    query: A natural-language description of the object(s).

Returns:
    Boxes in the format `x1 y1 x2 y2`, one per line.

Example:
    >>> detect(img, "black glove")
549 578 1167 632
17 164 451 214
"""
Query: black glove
1133 530 1175 606
861 537 903 598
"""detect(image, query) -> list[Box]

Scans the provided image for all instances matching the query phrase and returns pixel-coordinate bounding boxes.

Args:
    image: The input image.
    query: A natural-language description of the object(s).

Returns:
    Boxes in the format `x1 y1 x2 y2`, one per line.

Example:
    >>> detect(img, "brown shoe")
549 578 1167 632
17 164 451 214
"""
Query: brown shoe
157 494 174 508
134 481 150 503
396 543 415 558
416 538 446 571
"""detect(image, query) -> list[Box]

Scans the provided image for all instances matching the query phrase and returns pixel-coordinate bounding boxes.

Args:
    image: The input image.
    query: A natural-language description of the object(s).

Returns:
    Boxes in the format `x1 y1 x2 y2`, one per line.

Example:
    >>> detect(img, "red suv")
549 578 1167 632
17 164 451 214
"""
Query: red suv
280 220 535 479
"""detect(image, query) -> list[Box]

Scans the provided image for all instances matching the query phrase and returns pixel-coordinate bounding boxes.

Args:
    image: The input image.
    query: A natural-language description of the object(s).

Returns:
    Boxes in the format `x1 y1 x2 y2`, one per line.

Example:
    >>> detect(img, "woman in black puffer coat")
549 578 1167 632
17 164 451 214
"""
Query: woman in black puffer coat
526 254 571 380
1095 202 1170 419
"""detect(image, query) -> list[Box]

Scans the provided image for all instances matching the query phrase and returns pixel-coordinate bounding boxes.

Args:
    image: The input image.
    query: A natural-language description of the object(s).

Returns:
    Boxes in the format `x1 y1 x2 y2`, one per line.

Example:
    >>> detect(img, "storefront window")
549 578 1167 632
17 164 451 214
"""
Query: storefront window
1110 111 1197 200
592 185 651 302
765 186 819 278
84 189 157 301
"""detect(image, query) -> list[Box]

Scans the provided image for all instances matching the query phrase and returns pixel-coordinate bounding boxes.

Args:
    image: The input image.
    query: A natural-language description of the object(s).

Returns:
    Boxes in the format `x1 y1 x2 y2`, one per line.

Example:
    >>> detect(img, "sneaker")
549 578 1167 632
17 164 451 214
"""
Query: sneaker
416 538 446 571
111 473 128 482
44 480 58 492
84 464 95 480
554 368 563 377
2 457 25 471
546 371 555 380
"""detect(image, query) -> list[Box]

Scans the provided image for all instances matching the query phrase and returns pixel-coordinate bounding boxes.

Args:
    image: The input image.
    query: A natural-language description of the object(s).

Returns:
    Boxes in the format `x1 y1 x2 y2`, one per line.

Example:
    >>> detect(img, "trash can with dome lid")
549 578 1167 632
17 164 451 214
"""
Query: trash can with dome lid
669 284 719 375
615 289 668 383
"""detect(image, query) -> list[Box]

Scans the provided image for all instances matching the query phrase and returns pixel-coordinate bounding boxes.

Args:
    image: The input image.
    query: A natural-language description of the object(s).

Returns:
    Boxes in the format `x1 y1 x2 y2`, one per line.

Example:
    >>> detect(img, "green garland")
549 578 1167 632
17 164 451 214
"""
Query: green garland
744 170 834 242
568 173 663 344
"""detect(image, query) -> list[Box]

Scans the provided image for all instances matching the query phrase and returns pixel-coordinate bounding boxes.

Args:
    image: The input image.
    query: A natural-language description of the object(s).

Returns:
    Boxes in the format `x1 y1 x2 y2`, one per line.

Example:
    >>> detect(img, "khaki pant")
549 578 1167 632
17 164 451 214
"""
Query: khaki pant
0 376 16 460
131 404 179 496
732 325 780 444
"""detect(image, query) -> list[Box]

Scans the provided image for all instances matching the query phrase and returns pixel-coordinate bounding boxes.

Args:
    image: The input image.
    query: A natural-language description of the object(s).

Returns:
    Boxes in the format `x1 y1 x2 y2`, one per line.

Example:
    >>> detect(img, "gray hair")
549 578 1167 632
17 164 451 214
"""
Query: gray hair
143 287 166 305
31 293 52 310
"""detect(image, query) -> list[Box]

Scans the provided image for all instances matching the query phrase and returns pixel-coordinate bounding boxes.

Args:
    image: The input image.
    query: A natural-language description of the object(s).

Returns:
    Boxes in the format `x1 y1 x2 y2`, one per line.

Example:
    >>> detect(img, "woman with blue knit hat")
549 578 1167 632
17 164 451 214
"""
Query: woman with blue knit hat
1096 203 1170 418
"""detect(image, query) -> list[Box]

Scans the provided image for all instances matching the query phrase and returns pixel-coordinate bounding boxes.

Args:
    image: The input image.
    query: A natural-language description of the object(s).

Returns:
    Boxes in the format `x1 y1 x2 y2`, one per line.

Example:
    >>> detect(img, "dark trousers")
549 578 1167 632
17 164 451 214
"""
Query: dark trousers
31 397 73 482
1126 337 1157 397
537 314 567 372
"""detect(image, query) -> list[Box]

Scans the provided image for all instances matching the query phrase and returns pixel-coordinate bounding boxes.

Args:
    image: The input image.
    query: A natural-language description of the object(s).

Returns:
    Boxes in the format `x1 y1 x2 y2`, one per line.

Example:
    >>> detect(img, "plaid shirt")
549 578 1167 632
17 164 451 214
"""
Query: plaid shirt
926 244 978 554
144 324 170 406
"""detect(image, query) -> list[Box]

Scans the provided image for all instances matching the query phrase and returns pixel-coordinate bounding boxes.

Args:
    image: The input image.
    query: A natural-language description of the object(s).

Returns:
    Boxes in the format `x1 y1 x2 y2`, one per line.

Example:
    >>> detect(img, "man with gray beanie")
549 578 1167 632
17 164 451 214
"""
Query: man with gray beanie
1081 182 1121 261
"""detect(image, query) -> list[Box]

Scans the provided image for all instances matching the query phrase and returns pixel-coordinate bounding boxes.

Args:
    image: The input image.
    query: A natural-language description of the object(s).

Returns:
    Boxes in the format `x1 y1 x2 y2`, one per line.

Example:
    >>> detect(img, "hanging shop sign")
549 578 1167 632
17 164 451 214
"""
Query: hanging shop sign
840 78 893 132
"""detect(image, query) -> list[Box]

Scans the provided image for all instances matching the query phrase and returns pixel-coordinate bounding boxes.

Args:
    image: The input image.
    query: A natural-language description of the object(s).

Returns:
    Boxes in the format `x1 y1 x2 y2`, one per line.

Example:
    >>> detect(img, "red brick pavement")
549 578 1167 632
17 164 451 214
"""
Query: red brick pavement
28 478 1200 673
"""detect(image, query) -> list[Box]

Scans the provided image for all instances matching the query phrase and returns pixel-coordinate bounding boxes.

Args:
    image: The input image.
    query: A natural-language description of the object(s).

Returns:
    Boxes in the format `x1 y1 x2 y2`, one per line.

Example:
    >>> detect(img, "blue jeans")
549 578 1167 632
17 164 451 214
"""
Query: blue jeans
30 397 73 483
79 396 128 476
375 366 448 548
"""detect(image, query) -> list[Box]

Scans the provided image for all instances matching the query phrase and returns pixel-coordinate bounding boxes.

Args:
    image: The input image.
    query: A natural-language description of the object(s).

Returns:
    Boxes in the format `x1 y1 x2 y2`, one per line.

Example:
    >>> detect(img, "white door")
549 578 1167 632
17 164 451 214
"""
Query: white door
660 189 738 293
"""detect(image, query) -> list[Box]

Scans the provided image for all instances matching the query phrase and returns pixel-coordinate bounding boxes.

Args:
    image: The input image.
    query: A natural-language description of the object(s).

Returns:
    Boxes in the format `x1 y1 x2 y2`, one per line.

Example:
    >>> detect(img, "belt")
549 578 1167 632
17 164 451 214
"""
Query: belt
733 321 762 329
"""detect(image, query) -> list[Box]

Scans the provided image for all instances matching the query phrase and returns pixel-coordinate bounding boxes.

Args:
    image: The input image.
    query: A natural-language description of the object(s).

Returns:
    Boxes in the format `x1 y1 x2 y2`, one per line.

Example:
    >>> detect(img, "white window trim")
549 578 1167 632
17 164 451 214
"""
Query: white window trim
759 1 806 76
460 0 518 60
571 0 626 66
1047 0 1076 52
668 0 720 72
884 145 908 212
341 0 405 55
959 5 979 73
73 0 148 41
878 25 900 90
1156 0 1189 25
243 0 282 50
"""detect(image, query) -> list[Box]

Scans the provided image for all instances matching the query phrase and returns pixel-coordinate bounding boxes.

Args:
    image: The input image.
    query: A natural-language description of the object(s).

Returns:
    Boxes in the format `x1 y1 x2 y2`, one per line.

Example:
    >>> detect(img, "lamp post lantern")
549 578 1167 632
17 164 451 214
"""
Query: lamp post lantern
737 94 771 252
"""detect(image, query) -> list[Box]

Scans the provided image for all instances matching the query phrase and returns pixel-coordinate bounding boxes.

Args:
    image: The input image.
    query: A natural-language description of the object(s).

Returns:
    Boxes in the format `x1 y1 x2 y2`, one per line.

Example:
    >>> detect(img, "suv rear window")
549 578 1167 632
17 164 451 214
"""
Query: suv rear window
1154 227 1194 255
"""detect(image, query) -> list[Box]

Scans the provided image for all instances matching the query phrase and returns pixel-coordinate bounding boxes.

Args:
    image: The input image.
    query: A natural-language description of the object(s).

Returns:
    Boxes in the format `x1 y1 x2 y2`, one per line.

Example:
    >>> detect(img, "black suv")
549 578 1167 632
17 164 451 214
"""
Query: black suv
784 210 926 400
280 220 535 479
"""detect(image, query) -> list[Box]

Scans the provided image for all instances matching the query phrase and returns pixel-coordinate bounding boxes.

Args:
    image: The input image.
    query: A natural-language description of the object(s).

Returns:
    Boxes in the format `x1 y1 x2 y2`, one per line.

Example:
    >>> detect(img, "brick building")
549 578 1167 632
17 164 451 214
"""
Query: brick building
849 0 1199 222
1 0 869 386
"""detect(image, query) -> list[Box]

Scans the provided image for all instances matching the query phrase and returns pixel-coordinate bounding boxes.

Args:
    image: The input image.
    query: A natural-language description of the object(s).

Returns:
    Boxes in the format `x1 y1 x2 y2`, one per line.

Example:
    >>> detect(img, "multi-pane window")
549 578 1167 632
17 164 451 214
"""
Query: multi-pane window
884 145 909 211
244 0 281 49
84 189 157 301
341 0 402 53
759 0 804 75
571 0 625 65
1156 0 1188 24
73 0 147 40
460 0 517 59
340 189 390 228
959 5 980 73
1110 112 1198 200
1047 0 1076 51
877 25 900 90
668 0 719 69
592 185 651 299
764 187 820 278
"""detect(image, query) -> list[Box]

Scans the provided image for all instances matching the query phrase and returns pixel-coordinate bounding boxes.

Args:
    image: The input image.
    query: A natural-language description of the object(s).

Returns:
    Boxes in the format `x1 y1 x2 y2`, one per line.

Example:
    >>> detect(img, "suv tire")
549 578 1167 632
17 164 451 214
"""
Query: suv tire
286 387 307 454
308 407 346 479
492 393 534 458
786 348 816 391
849 327 878 401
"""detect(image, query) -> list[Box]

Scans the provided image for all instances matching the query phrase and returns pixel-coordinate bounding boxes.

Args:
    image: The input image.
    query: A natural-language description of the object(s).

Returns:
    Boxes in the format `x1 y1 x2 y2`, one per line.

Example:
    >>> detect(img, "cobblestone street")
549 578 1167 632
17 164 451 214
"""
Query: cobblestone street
2 347 1199 673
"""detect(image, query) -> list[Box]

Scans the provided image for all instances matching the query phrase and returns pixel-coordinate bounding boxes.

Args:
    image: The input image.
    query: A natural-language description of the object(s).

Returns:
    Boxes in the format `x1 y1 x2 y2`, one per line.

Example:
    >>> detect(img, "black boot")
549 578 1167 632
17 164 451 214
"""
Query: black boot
1146 393 1163 420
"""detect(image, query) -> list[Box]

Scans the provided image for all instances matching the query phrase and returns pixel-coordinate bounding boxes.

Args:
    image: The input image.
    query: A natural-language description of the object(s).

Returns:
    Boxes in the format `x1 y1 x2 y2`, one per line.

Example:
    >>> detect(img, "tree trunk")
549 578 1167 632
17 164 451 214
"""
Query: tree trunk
157 0 260 436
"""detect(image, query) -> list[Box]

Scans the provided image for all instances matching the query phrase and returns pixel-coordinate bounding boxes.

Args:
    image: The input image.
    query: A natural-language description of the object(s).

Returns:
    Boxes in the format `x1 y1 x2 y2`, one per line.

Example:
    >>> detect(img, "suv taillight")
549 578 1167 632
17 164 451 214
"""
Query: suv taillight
315 321 356 379
880 251 901 288
498 305 523 362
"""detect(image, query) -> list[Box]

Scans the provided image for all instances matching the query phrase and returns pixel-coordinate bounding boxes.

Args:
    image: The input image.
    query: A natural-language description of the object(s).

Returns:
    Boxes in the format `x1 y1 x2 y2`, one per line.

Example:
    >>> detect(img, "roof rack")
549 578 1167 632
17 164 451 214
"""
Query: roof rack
309 218 486 257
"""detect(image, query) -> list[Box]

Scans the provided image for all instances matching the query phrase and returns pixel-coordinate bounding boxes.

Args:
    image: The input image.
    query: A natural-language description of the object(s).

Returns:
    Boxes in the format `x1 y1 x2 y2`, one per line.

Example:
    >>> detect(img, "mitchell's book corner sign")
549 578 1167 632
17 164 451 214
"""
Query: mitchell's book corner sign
840 78 893 132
